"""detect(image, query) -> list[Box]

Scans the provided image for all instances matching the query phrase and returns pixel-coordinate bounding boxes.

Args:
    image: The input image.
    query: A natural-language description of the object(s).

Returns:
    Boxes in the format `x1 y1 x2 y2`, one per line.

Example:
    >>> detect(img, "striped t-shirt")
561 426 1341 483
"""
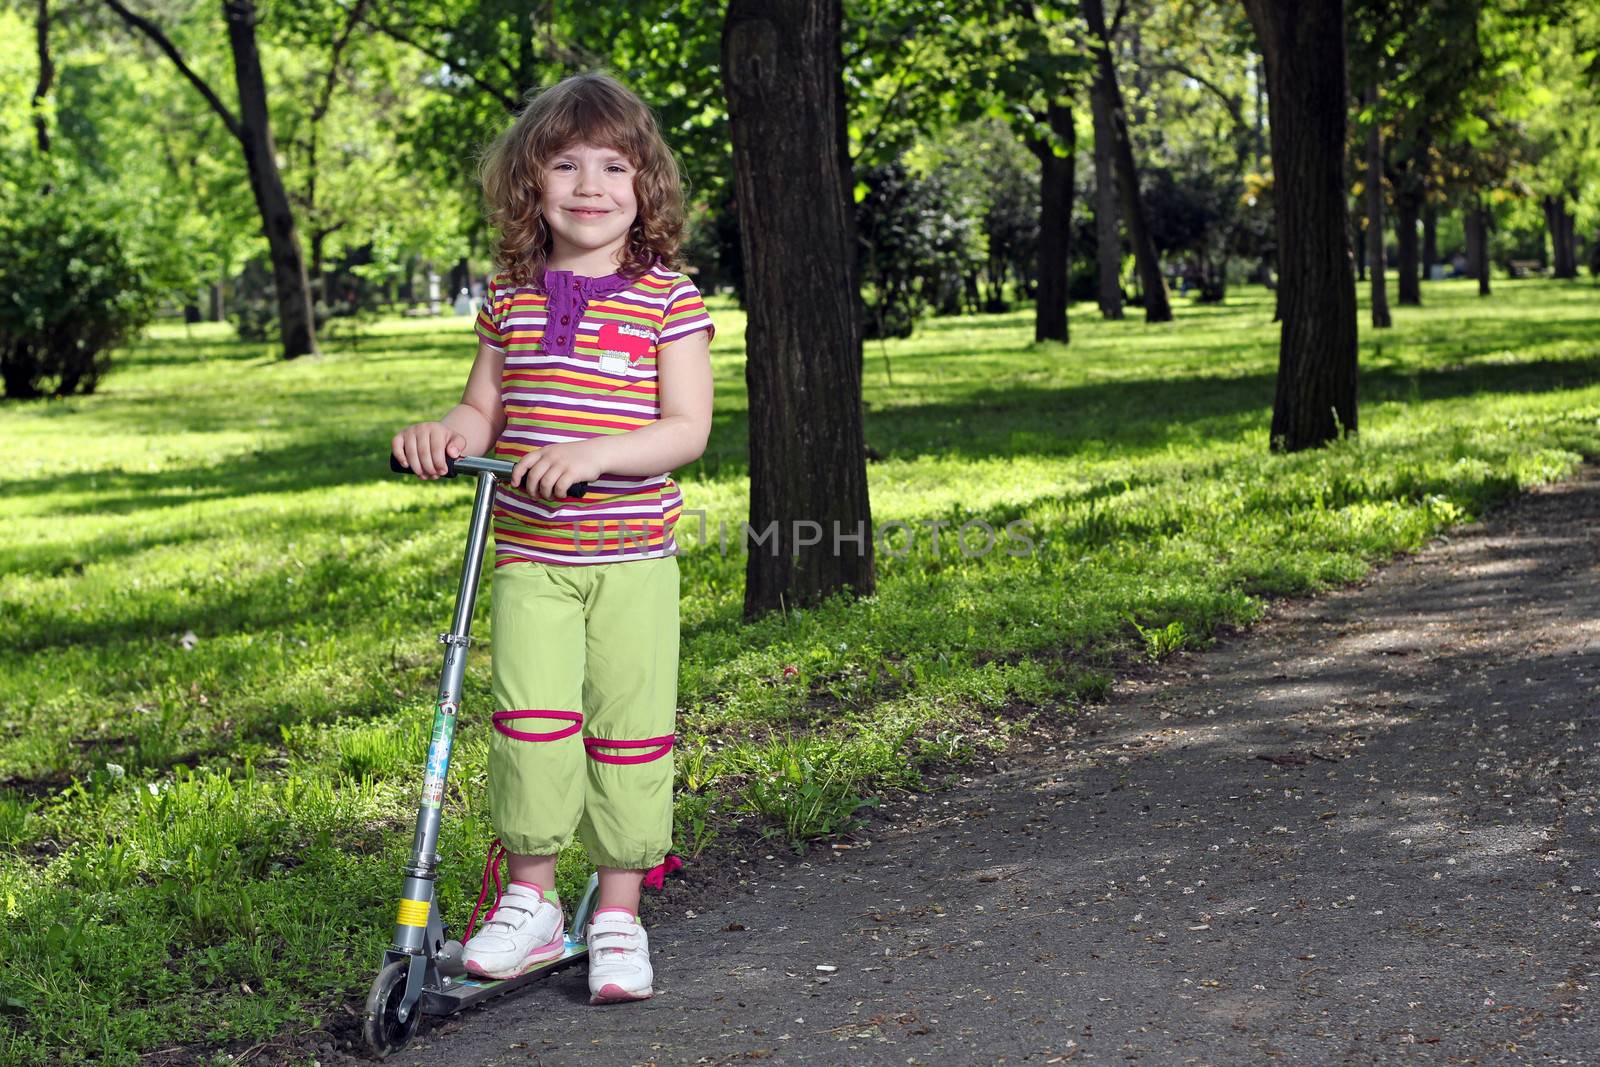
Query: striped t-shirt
475 261 714 567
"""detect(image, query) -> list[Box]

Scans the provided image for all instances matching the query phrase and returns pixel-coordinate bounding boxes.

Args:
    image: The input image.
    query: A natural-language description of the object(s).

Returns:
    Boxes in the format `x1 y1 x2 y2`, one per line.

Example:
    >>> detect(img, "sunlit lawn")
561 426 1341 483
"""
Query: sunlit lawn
2 277 1598 1063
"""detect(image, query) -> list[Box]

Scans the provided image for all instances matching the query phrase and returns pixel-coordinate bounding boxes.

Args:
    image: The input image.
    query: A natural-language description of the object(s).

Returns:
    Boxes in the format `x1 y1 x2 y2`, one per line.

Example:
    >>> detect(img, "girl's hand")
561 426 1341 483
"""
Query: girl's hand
392 421 466 480
512 441 606 498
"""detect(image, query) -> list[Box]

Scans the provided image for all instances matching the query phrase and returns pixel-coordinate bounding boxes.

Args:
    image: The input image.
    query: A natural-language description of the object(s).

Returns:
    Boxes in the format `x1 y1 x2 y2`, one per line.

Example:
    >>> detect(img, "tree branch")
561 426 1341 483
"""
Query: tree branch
1146 60 1245 130
854 36 925 167
1109 0 1128 38
102 0 243 143
336 0 520 113
312 0 369 124
533 2 602 73
384 5 523 88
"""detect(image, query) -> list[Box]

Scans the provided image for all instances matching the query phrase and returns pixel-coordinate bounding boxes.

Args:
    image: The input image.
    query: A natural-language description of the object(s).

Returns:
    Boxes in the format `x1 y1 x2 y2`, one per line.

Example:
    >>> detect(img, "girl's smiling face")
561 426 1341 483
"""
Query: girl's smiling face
539 142 639 273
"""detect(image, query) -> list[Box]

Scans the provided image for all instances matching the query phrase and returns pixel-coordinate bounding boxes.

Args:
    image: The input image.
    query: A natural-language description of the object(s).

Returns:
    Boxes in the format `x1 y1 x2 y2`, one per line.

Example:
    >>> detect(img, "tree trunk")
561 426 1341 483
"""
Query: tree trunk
723 0 874 618
1081 0 1172 323
1542 196 1558 274
210 280 225 322
1089 65 1123 320
1255 51 1276 311
1463 204 1480 278
1545 194 1578 279
1561 198 1578 278
1364 89 1390 328
225 1 317 357
1422 203 1437 279
102 0 318 358
1470 199 1490 296
311 229 328 304
1354 216 1366 281
1243 0 1358 452
32 0 53 156
1395 186 1421 304
449 256 471 299
1026 101 1075 344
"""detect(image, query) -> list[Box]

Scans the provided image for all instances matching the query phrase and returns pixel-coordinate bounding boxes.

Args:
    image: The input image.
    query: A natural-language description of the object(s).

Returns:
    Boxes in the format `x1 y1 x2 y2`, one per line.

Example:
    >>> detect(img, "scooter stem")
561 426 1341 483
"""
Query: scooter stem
390 470 498 960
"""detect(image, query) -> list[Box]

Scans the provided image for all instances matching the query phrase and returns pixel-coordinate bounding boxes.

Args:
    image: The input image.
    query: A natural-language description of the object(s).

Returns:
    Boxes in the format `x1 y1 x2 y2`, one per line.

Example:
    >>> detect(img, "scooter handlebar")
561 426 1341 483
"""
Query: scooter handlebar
389 453 588 498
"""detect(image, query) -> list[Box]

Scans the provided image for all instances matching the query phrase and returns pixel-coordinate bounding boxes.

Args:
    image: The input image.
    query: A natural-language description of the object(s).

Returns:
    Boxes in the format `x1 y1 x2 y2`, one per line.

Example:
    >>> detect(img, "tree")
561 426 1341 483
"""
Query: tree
1348 0 1488 310
723 0 875 617
904 117 1039 316
31 0 53 158
836 2 1087 341
1515 14 1600 281
1362 84 1391 328
104 0 318 358
972 2 1093 343
259 3 476 314
1088 72 1122 318
1243 0 1358 453
1390 135 1427 304
352 0 732 252
1437 106 1528 300
278 0 371 303
855 157 985 336
2 3 173 400
1082 0 1172 322
1136 0 1268 304
1021 99 1077 342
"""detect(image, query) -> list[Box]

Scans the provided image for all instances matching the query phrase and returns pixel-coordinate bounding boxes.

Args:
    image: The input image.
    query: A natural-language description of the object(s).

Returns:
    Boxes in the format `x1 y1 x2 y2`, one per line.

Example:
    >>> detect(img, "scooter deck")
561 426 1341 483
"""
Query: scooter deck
422 936 589 1015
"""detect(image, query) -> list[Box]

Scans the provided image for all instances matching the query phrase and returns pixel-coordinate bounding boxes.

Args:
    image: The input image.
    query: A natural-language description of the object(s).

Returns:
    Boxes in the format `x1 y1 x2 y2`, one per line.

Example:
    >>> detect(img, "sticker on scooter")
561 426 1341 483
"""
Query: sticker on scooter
421 713 456 809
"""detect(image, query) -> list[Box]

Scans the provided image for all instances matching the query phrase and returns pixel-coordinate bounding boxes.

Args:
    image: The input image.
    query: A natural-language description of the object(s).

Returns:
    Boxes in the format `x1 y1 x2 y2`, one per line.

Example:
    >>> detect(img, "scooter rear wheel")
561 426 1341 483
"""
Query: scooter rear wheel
362 959 421 1058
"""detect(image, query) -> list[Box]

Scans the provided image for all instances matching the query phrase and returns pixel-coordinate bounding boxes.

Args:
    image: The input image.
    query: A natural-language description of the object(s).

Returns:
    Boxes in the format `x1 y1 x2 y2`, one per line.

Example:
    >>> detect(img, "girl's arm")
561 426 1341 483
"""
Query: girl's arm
513 330 713 497
393 340 507 479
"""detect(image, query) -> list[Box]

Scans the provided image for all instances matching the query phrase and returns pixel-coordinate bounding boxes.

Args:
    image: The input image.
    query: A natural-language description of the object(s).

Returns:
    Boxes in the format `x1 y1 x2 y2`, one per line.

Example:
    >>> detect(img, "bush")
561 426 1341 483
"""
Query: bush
0 191 159 400
232 295 339 345
231 255 348 344
857 159 985 340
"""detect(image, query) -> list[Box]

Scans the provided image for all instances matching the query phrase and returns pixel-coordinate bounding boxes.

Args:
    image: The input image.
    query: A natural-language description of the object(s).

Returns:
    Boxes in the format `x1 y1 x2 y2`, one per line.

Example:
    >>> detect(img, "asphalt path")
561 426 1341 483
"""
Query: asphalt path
366 465 1599 1066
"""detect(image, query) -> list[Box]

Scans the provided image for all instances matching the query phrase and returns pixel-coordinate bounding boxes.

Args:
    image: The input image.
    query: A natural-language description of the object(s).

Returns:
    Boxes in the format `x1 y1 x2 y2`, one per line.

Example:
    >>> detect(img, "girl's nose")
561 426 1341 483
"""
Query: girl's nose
574 164 603 195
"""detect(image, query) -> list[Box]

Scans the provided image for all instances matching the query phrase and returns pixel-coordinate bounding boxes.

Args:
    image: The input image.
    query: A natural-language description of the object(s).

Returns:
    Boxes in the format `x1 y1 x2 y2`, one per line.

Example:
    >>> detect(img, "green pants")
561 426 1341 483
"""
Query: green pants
487 555 679 869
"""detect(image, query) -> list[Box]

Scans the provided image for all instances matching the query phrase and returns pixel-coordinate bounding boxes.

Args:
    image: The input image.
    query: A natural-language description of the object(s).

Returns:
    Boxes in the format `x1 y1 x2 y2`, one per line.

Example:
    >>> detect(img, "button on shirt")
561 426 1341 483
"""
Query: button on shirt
474 262 715 566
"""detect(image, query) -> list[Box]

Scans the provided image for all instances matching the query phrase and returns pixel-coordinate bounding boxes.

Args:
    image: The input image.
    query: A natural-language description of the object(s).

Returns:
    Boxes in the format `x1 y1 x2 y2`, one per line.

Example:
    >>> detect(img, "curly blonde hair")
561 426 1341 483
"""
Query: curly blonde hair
479 72 686 287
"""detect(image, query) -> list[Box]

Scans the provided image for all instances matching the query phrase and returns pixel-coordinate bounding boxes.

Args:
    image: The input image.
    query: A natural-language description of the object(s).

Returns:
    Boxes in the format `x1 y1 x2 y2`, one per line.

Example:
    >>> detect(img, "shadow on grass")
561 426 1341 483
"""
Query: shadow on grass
865 351 1600 462
1 509 446 654
8 347 1598 538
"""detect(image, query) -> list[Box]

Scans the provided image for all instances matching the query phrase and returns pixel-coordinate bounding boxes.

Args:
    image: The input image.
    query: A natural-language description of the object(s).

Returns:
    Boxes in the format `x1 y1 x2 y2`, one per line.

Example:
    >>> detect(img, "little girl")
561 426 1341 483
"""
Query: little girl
391 71 714 1004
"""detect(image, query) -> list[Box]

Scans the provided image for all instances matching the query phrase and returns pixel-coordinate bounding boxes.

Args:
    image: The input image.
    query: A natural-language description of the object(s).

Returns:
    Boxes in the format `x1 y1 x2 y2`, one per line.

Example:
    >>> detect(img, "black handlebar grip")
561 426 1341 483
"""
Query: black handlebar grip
390 453 457 477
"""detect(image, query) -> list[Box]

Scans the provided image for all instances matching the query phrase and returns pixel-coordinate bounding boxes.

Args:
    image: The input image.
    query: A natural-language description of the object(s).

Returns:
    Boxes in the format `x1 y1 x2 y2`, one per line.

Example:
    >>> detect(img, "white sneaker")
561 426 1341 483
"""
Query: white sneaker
586 909 653 1003
462 882 565 979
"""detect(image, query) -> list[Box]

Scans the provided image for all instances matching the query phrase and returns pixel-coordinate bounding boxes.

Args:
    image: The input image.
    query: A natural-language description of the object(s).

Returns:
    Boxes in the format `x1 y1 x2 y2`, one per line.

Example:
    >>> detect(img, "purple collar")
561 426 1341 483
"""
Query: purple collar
533 264 640 357
536 266 635 299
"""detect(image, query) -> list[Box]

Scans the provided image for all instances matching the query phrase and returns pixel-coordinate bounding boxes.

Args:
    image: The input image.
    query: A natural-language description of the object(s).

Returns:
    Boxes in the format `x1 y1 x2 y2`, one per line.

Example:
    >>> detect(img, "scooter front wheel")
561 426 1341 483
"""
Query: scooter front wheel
362 959 421 1058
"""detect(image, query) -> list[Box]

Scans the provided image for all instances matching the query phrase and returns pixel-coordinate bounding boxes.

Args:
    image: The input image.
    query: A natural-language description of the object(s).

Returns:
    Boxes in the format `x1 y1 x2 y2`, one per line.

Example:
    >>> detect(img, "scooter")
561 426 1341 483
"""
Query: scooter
362 453 595 1058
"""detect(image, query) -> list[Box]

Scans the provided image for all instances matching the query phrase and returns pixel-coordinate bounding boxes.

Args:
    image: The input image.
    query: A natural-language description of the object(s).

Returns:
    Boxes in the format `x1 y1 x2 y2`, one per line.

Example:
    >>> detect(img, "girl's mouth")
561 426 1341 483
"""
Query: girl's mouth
567 208 610 219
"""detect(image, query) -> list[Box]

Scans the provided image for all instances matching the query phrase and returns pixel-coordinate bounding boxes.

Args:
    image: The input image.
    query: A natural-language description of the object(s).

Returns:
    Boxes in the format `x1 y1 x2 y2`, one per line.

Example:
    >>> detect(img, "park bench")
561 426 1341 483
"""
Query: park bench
1509 258 1545 277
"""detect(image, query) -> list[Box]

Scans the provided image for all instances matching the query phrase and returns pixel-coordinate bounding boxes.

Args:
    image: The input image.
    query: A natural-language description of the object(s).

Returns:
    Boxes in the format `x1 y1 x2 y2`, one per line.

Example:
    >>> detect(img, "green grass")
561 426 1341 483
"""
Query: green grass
2 278 1599 1063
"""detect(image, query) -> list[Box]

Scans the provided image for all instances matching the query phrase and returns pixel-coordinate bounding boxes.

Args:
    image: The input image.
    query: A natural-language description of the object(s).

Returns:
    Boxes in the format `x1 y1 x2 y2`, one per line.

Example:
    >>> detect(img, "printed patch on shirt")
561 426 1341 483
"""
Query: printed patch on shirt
596 321 655 369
